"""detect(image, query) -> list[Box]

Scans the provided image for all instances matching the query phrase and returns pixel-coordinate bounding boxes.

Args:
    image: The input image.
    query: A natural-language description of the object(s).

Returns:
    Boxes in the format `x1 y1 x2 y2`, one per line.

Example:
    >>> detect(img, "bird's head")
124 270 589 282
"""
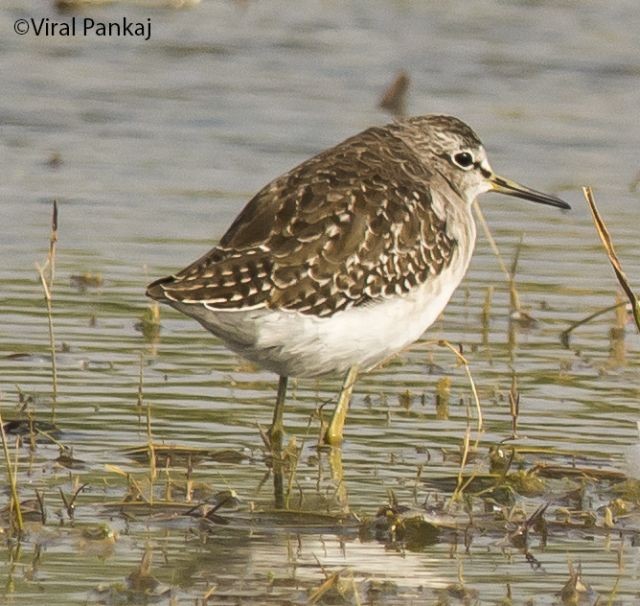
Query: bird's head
397 114 570 210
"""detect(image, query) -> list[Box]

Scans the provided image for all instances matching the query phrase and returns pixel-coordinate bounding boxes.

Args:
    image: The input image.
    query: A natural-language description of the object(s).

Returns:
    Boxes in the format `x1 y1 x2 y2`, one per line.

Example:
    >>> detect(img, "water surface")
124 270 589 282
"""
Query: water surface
2 1 640 604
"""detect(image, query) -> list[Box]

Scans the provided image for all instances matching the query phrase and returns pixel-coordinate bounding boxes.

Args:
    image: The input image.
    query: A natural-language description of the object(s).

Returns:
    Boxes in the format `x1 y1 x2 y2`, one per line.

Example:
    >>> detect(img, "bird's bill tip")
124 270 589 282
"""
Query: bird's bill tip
490 175 571 210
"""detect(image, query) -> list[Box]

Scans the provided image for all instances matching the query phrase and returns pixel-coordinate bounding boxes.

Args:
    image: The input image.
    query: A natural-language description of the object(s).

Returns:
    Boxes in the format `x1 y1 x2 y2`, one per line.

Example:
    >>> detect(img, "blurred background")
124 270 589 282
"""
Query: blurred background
3 0 640 268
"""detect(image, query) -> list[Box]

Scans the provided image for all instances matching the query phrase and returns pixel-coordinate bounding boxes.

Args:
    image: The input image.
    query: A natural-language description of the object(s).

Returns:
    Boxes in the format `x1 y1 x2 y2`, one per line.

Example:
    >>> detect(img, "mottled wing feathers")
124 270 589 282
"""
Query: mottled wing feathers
147 126 457 317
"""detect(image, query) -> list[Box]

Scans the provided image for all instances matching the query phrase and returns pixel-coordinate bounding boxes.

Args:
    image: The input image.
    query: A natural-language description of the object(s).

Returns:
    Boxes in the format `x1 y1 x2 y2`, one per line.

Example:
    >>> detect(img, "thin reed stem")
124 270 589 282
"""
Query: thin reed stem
437 340 483 434
0 407 24 534
140 354 156 502
35 200 59 420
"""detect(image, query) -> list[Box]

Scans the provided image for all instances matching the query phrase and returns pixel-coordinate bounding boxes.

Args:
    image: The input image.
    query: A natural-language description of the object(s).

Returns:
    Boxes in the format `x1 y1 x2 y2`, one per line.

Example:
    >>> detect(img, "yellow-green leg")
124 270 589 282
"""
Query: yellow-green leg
324 365 359 445
328 443 349 512
268 375 288 445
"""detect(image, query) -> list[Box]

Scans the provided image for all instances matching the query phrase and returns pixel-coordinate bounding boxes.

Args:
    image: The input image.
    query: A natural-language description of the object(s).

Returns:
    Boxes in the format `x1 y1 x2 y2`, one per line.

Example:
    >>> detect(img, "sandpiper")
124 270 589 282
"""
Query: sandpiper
147 114 569 445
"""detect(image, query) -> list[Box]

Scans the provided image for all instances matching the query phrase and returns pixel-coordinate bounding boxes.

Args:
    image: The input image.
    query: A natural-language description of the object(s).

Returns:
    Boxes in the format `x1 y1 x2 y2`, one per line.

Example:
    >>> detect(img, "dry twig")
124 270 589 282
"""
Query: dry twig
583 186 640 333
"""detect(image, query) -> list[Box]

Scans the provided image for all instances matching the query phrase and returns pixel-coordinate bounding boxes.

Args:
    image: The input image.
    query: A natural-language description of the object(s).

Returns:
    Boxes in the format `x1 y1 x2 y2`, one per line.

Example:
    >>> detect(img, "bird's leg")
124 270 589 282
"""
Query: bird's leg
268 375 288 445
269 375 287 509
328 444 349 512
324 365 358 445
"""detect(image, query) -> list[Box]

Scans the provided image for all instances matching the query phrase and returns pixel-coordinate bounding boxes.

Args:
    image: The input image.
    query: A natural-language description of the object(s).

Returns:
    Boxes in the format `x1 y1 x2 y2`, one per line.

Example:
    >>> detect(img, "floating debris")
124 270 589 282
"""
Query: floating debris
90 547 173 603
559 561 598 605
184 490 241 525
509 308 538 329
78 524 118 558
70 272 104 290
438 582 479 604
2 418 59 442
81 523 117 541
55 448 86 470
124 444 248 466
307 565 357 605
360 497 441 549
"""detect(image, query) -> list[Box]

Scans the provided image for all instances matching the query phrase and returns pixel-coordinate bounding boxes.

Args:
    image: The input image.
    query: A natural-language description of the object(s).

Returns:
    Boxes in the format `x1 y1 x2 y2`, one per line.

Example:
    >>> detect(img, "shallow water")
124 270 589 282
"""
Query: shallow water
2 1 640 604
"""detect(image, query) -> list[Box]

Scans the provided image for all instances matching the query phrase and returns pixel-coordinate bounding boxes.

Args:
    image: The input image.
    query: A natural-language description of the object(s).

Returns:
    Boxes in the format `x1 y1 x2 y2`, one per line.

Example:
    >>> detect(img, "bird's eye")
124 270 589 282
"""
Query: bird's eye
452 151 474 169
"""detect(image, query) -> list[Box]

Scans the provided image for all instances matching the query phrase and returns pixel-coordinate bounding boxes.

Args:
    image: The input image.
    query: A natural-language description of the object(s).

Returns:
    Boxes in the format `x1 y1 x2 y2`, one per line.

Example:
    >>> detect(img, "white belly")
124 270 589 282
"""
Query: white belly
170 248 472 378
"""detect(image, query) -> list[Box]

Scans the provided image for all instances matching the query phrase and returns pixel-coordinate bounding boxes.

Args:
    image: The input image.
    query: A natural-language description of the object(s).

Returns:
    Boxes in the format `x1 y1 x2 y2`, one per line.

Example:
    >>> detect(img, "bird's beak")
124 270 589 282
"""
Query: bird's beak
490 174 570 210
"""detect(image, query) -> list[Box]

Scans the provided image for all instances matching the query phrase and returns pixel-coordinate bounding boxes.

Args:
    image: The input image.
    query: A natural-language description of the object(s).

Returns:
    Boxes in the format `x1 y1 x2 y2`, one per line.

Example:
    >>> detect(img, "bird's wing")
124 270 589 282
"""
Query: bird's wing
147 126 457 317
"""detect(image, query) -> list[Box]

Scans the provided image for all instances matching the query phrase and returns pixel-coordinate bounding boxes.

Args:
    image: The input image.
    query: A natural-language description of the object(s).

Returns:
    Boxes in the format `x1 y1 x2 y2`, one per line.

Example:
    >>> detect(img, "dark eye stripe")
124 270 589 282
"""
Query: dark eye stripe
478 164 492 178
